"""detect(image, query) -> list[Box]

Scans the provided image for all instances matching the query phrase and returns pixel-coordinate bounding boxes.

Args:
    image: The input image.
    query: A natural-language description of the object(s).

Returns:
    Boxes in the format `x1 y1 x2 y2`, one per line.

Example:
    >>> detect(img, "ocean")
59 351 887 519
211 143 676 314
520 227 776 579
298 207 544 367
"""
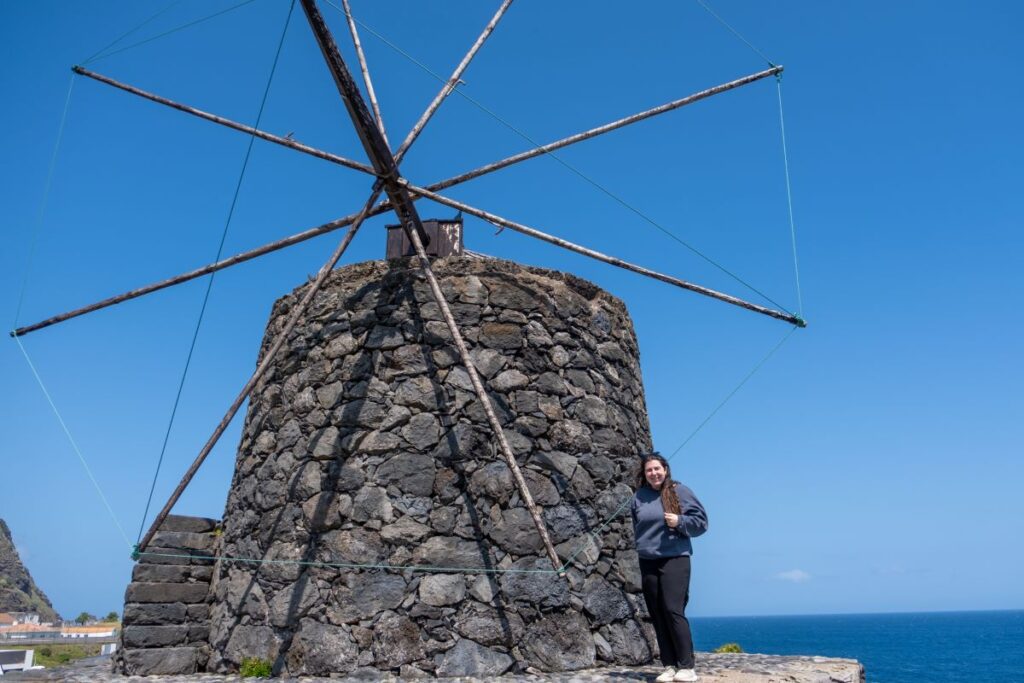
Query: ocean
691 610 1024 683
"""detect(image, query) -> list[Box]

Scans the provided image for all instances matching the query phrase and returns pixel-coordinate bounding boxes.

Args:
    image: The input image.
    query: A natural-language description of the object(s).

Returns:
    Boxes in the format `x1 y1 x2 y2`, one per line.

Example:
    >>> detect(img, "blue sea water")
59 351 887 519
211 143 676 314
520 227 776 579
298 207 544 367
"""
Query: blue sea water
691 610 1024 683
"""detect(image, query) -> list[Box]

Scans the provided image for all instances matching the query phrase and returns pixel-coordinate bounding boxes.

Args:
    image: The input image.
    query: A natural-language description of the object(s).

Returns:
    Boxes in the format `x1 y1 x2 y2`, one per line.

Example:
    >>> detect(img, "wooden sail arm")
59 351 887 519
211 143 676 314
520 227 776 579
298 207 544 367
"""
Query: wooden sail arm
402 181 807 328
137 188 384 553
340 0 389 148
72 63 780 195
392 0 515 164
14 63 780 337
299 0 428 246
71 66 376 178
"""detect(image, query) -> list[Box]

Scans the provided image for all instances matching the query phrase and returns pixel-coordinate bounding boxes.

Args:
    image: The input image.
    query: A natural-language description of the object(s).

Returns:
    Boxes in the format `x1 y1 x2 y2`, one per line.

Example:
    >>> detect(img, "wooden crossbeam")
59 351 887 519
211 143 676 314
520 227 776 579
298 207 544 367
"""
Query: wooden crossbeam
392 0 515 163
301 0 428 245
71 66 376 177
403 181 806 327
340 0 389 148
137 188 383 553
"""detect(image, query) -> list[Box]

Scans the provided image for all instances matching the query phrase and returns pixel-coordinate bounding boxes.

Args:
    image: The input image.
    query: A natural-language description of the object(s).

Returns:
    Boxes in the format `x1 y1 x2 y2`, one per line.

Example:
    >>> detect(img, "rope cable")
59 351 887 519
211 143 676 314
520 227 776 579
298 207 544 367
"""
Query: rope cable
692 0 776 67
135 0 297 544
138 550 563 575
82 0 262 66
14 337 133 548
775 77 803 318
332 2 794 316
80 0 185 65
13 76 76 330
692 0 806 318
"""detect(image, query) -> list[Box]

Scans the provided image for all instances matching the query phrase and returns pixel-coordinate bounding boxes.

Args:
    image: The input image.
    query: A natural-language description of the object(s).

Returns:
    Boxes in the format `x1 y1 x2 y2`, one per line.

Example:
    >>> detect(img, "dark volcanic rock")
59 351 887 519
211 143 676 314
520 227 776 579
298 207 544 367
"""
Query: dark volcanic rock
287 619 359 675
521 610 596 671
204 257 654 676
436 637 514 677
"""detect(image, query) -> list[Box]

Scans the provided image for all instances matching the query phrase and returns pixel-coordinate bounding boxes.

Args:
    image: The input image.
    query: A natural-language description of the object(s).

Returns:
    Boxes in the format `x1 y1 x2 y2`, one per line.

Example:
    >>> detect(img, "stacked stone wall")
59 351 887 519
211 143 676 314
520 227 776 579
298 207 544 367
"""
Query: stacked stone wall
116 515 219 675
203 256 658 677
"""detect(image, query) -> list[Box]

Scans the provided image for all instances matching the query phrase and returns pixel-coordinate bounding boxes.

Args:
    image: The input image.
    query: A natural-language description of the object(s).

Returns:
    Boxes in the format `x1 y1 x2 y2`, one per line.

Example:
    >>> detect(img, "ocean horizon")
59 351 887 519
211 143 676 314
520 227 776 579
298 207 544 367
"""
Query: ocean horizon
690 609 1024 683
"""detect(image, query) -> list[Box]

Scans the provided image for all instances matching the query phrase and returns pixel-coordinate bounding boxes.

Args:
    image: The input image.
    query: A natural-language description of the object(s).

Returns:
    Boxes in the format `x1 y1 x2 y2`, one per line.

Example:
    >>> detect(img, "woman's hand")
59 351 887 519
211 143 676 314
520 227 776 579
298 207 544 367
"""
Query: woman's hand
664 512 679 528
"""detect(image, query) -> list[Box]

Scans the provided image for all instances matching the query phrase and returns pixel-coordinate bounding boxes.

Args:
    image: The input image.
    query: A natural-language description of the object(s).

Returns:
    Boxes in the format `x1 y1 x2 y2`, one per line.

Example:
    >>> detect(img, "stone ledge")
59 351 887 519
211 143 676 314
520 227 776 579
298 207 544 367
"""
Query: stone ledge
0 652 864 682
131 563 214 583
120 646 199 676
136 545 215 566
122 624 190 648
150 530 217 552
161 514 219 533
125 581 209 604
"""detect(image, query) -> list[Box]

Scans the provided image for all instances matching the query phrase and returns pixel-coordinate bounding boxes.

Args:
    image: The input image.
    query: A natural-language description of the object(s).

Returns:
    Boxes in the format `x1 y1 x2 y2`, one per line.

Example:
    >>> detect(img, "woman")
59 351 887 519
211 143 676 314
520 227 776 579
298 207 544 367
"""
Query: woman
631 452 708 683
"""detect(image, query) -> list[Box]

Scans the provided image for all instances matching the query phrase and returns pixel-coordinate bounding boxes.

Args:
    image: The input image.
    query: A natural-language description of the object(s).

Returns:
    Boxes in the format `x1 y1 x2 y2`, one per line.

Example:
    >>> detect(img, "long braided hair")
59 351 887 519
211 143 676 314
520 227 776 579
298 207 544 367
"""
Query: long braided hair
636 452 680 515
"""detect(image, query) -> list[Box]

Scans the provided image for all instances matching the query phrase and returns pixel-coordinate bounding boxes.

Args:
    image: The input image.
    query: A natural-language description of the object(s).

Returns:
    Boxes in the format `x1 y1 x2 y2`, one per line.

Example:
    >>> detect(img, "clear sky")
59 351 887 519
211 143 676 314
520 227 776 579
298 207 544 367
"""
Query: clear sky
1 1 1021 621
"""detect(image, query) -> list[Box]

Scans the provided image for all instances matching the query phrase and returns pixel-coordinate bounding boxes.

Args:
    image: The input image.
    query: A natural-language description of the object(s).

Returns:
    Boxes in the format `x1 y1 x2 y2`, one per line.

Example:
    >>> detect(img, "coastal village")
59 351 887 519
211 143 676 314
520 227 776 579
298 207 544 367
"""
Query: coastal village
0 611 119 674
0 611 119 640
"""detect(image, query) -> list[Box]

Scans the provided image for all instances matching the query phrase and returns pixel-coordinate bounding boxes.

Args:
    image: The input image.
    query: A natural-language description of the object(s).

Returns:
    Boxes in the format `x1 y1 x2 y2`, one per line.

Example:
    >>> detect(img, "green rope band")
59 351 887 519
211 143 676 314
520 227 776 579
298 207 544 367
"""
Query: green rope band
137 551 568 575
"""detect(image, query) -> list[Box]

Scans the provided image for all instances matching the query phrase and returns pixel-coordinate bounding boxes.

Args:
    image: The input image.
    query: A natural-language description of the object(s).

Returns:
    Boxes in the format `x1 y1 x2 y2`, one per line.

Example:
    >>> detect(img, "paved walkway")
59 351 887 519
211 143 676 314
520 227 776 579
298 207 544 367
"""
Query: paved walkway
3 653 863 683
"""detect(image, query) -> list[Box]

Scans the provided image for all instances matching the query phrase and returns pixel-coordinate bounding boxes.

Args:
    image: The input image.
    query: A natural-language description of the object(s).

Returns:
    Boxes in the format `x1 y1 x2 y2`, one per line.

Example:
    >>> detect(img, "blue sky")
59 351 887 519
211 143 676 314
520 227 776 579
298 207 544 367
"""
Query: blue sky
1 1 1021 620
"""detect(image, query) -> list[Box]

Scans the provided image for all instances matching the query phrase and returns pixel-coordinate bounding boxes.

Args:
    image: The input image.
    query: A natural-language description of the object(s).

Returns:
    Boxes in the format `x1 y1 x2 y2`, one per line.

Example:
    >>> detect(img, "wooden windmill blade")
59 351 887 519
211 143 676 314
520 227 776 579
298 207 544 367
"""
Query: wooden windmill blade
13 64 786 337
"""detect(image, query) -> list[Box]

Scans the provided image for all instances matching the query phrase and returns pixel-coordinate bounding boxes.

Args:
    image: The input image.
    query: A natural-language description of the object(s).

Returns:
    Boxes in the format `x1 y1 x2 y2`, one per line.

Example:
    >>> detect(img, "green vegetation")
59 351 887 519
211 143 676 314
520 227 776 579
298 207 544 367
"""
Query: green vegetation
714 642 744 653
104 611 119 622
240 657 273 678
6 644 101 668
74 611 96 625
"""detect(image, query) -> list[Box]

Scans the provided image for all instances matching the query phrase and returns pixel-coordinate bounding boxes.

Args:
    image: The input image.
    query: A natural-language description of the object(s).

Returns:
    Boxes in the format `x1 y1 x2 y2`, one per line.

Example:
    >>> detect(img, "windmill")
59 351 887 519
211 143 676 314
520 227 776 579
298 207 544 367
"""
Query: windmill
11 0 805 675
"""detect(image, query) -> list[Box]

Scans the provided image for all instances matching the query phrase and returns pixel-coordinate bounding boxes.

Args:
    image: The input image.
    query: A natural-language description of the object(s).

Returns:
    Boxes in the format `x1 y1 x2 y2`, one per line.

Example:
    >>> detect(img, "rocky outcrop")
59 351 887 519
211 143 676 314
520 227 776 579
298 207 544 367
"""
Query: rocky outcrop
0 518 60 623
207 257 655 677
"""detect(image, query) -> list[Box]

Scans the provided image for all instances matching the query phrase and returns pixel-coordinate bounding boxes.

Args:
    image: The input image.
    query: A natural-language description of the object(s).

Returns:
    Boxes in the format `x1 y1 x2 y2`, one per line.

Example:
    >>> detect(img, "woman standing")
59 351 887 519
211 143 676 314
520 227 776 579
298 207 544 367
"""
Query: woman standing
631 452 708 683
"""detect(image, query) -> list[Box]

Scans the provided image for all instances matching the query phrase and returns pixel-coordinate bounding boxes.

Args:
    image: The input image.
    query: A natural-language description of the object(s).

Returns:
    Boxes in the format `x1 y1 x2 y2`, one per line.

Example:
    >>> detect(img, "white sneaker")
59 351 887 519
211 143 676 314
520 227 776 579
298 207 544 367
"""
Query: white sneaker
673 668 699 682
655 666 677 682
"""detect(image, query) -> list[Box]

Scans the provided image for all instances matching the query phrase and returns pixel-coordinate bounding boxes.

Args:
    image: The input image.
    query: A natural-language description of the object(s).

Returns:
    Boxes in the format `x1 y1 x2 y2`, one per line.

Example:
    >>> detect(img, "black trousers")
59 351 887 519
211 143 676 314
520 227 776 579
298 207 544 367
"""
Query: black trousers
639 555 694 668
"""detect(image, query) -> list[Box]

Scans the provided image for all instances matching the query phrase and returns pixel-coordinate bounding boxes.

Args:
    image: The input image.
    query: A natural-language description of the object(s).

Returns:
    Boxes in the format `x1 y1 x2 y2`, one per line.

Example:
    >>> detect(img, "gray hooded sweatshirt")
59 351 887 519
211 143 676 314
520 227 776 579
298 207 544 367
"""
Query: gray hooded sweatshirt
631 482 708 559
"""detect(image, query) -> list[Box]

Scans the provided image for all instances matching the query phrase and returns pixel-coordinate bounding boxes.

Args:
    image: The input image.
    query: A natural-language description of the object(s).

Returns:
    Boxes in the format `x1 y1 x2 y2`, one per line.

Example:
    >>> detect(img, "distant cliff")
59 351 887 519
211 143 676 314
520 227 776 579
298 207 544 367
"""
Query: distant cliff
0 518 60 623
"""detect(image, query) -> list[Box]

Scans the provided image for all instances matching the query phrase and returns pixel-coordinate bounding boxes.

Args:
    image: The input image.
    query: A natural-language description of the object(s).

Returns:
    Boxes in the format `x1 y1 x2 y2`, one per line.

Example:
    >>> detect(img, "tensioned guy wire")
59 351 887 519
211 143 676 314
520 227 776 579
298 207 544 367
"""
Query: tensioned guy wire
82 0 262 66
692 0 803 317
135 326 798 574
334 2 795 316
693 0 776 67
775 77 803 317
14 337 133 548
79 0 185 65
562 325 798 567
139 551 564 575
136 0 297 545
13 76 75 330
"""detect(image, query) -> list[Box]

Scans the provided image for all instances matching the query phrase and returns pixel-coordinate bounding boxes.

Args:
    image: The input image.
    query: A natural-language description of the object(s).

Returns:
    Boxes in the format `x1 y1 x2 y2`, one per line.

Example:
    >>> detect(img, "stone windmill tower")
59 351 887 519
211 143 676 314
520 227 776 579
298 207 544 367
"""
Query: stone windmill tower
14 0 803 676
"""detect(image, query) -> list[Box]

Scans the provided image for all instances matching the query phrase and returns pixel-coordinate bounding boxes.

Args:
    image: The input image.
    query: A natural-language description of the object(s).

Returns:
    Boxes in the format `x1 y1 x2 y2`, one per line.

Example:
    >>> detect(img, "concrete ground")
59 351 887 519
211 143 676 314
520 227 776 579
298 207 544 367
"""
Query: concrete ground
2 652 864 682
